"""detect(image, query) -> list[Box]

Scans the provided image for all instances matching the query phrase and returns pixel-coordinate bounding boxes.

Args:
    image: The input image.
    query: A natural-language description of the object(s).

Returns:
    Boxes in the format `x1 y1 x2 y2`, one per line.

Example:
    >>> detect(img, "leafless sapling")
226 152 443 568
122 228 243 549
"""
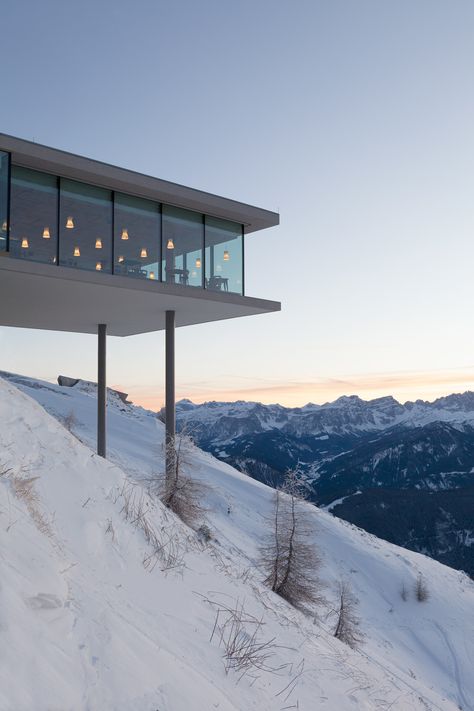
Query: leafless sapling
333 579 363 649
154 428 208 528
260 468 322 610
414 573 430 602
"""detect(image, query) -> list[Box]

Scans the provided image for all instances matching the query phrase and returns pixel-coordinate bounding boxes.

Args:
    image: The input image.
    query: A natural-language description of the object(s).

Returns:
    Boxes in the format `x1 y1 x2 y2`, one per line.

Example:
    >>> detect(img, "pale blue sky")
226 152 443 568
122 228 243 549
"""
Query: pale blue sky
2 0 474 407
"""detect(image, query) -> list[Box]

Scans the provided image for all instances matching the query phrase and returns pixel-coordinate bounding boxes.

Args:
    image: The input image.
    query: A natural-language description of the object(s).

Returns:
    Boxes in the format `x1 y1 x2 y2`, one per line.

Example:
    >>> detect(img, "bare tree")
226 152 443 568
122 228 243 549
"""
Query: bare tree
414 573 430 602
400 581 409 601
152 429 208 528
333 580 363 649
260 468 322 609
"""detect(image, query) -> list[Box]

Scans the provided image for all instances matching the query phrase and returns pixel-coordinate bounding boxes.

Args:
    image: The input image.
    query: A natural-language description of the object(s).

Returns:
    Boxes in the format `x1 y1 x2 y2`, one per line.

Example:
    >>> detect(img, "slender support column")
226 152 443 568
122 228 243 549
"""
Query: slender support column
97 323 107 458
165 310 176 484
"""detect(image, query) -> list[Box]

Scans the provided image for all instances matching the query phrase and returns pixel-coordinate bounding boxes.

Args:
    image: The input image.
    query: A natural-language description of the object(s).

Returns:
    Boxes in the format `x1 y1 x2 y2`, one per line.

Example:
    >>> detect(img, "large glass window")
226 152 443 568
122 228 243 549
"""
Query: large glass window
205 217 243 295
114 193 160 280
9 166 58 264
0 152 9 252
59 179 112 273
162 205 203 288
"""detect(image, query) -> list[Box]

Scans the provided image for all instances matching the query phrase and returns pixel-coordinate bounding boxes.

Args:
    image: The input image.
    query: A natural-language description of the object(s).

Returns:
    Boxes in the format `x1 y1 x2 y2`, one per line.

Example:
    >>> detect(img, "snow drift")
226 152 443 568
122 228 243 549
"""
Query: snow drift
1 372 473 710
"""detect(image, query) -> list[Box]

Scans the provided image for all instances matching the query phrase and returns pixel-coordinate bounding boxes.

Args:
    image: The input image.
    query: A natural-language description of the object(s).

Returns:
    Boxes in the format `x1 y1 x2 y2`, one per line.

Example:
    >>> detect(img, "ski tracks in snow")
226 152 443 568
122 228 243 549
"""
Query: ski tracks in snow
433 621 471 711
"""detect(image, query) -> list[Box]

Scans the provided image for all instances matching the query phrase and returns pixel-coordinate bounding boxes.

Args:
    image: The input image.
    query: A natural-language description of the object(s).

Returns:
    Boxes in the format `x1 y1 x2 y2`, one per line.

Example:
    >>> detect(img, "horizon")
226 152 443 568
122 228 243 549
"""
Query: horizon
11 366 474 412
117 364 474 411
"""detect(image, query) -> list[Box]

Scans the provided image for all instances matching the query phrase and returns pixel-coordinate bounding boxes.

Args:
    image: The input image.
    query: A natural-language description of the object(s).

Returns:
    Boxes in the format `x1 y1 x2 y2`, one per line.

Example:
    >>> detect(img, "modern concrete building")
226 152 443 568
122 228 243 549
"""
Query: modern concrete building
0 134 280 476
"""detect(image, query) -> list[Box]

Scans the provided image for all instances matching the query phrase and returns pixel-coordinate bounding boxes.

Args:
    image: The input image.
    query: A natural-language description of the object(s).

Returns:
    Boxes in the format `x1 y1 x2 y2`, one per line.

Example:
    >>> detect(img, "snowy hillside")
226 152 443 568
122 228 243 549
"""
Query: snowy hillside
1 373 474 710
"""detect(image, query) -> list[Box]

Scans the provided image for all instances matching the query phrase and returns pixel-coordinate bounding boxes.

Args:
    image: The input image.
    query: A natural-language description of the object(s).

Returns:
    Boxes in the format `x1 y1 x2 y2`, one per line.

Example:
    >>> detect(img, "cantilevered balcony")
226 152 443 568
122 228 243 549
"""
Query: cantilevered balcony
0 134 280 466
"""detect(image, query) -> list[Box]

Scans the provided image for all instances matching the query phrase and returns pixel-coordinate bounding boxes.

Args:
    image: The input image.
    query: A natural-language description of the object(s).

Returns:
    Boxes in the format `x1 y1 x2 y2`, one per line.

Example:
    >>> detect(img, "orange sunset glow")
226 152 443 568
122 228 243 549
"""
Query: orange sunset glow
119 366 474 412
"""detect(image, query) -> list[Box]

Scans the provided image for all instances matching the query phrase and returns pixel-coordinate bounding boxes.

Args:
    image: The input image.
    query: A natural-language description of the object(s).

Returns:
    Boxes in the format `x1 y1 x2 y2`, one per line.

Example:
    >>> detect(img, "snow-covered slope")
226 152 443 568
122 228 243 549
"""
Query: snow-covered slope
1 373 474 710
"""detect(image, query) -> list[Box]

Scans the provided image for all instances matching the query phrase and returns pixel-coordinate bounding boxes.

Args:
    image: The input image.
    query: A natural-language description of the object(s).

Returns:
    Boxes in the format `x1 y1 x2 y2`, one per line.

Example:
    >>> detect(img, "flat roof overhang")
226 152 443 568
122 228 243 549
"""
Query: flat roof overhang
0 257 281 336
0 134 279 235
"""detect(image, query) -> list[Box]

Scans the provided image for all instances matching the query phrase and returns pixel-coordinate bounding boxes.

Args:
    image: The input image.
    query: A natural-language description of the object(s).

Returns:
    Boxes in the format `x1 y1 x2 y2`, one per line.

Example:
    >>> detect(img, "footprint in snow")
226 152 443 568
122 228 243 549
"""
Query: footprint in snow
26 593 63 610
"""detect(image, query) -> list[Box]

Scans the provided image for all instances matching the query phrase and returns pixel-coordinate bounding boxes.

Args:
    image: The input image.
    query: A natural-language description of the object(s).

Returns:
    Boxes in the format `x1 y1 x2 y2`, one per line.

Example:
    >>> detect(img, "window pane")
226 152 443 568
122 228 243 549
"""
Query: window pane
9 166 58 265
114 193 160 280
162 205 203 288
205 217 243 295
0 151 9 252
59 179 112 273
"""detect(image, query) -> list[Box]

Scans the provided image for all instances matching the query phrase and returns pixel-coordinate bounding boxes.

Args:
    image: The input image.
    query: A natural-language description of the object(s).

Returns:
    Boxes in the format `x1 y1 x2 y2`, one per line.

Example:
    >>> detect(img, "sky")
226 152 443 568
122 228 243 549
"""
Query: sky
1 0 474 409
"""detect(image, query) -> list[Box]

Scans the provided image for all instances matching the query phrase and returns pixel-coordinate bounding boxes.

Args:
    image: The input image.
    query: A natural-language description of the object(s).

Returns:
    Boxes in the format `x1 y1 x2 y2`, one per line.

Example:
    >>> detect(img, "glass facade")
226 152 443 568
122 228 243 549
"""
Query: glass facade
114 193 160 280
1 156 245 294
59 179 113 273
162 205 203 288
10 166 58 264
0 152 9 252
205 216 243 294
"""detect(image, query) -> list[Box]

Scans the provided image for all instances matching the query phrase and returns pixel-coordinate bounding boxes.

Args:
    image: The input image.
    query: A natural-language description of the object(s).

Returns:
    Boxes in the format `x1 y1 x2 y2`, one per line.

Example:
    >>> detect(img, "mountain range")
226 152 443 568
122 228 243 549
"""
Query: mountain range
175 393 474 576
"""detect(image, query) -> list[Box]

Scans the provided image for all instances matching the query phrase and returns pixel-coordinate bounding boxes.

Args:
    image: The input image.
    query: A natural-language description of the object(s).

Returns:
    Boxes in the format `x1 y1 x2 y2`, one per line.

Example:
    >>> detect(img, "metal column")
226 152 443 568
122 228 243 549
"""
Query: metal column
97 323 107 458
165 310 176 484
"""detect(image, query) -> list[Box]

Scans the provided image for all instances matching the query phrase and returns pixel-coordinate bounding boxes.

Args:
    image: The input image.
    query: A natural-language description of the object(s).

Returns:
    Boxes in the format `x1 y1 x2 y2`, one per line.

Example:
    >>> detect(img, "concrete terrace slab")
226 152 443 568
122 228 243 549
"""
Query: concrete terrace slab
0 256 280 336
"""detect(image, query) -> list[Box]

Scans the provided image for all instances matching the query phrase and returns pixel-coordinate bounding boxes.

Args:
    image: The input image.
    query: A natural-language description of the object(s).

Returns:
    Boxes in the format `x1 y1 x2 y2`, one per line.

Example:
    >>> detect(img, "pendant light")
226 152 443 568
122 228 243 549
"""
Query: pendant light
167 238 174 250
95 238 102 249
73 246 80 257
1 221 7 232
140 247 148 258
42 227 51 239
121 228 129 240
223 250 230 261
96 261 102 271
21 238 29 249
195 257 201 268
149 271 155 280
66 216 74 229
118 255 124 263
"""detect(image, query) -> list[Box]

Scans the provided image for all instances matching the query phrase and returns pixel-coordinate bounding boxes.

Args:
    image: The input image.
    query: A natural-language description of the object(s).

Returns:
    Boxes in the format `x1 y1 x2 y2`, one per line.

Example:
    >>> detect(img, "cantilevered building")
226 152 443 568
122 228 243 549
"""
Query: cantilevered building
0 134 280 474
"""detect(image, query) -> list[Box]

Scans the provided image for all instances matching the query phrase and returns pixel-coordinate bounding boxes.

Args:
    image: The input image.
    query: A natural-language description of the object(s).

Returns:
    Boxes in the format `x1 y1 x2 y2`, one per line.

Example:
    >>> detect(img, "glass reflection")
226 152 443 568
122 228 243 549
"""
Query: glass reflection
9 166 58 264
162 205 203 287
3 159 247 296
205 216 243 295
0 152 9 252
114 193 160 280
59 179 112 273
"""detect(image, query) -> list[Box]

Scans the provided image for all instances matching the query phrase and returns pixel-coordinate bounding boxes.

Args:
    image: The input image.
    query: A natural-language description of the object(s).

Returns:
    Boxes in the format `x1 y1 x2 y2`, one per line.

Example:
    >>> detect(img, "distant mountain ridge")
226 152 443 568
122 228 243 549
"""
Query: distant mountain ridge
176 391 474 439
175 392 474 576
